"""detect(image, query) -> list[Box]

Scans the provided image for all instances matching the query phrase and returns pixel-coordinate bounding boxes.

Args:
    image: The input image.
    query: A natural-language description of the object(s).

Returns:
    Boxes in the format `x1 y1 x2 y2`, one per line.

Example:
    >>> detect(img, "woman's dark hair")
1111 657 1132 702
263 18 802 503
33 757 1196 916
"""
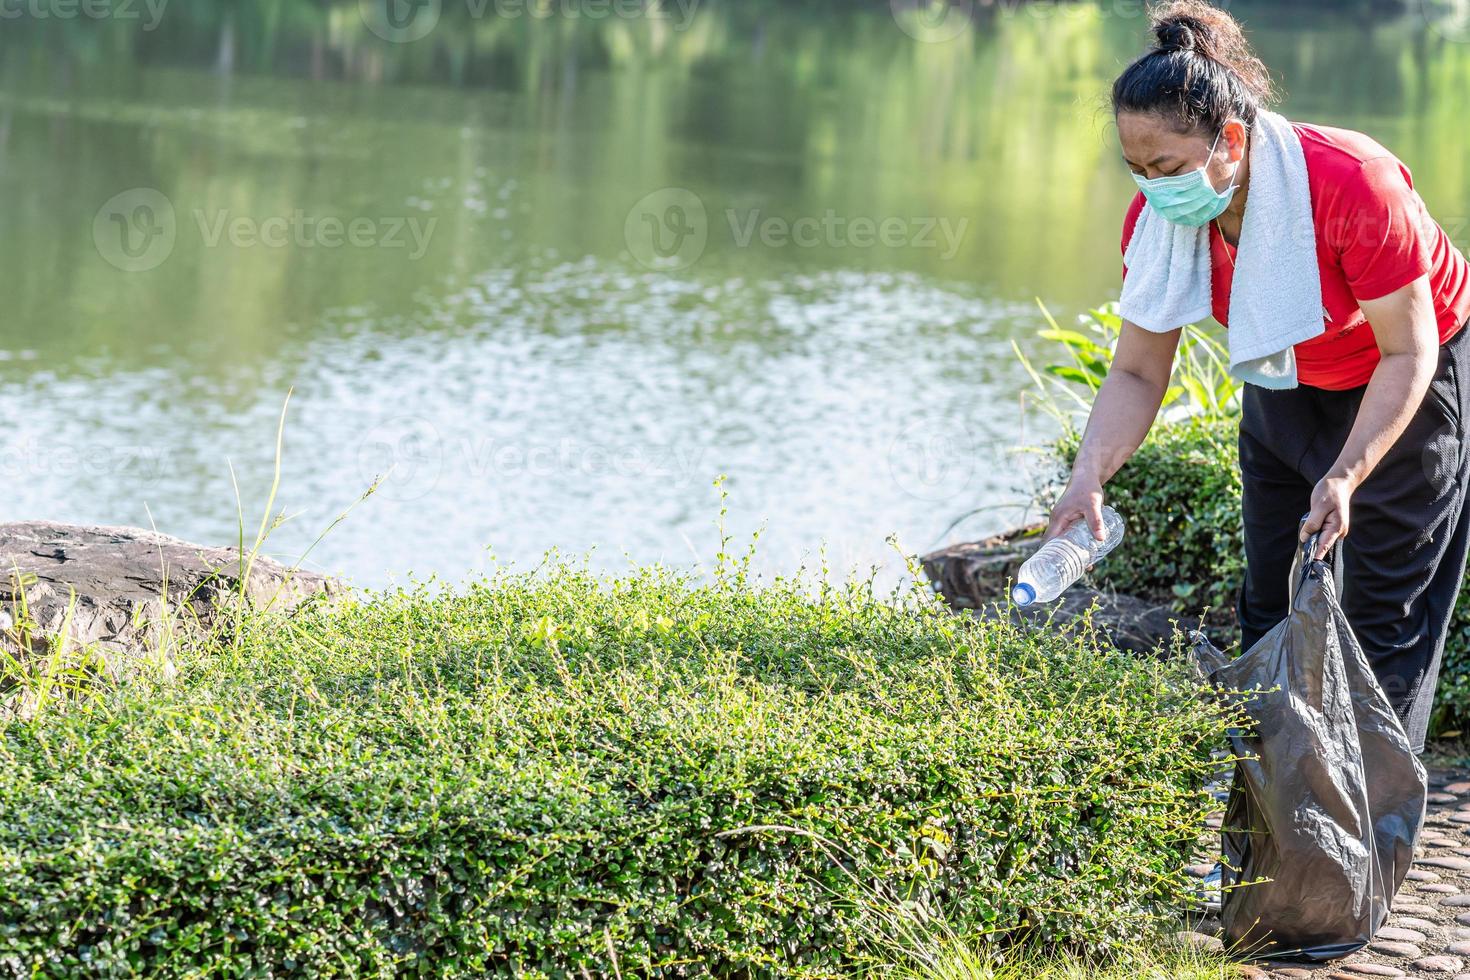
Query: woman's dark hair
1112 1 1276 136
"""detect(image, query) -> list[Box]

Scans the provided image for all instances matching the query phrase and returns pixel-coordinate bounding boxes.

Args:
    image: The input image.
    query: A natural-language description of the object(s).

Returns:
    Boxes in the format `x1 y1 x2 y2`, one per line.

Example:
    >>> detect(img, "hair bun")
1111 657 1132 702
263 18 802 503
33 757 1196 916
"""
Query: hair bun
1154 19 1199 53
1114 1 1277 130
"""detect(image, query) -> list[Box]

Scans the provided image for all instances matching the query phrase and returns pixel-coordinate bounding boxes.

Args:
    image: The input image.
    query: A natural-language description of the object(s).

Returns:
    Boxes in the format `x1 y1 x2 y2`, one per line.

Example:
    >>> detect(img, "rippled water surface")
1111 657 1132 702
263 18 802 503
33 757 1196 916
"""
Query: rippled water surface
2 2 1469 584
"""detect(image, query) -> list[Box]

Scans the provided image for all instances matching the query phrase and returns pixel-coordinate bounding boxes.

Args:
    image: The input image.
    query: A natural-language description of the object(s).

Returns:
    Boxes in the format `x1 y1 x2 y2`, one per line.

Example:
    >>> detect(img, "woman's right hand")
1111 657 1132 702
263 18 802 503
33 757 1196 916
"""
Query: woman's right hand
1035 321 1175 543
1046 478 1107 543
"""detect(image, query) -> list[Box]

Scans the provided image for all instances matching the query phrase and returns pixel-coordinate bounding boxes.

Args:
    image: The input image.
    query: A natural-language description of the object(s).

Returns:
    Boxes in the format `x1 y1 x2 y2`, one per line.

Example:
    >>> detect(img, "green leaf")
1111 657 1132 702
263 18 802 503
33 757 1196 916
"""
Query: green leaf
1177 375 1211 411
1075 352 1110 381
1043 365 1095 386
1037 328 1105 354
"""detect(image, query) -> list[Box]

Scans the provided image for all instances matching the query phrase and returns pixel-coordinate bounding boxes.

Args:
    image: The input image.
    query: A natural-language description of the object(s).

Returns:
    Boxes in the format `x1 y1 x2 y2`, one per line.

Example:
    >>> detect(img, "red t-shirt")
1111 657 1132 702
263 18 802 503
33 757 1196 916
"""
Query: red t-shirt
1121 122 1470 390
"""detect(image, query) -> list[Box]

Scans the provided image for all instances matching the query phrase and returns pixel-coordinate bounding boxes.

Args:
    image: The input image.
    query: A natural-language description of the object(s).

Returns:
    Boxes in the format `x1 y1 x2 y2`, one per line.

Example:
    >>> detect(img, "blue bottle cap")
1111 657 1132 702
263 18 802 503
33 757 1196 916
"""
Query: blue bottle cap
1011 582 1036 606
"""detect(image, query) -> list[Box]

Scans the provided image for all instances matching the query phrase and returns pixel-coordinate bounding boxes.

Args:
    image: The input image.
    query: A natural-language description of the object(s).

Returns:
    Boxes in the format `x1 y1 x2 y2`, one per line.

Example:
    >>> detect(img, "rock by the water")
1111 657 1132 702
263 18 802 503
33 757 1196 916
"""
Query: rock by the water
920 526 1038 611
0 521 338 686
920 527 1188 654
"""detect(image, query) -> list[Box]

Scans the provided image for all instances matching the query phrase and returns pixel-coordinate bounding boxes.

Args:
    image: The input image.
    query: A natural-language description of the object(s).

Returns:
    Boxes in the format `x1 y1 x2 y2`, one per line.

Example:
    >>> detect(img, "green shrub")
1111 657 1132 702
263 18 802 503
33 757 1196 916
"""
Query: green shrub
1433 584 1470 735
1053 417 1243 623
0 565 1229 978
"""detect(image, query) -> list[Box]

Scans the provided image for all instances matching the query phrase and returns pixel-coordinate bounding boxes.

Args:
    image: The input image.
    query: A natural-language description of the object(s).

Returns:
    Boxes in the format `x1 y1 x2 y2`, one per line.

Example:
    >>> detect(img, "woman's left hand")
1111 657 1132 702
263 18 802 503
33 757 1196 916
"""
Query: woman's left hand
1301 473 1357 558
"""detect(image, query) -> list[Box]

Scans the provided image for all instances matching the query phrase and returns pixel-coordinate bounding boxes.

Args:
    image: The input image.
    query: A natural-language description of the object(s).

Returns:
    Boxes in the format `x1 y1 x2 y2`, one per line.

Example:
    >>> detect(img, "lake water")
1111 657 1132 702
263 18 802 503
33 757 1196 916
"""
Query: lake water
2 0 1468 586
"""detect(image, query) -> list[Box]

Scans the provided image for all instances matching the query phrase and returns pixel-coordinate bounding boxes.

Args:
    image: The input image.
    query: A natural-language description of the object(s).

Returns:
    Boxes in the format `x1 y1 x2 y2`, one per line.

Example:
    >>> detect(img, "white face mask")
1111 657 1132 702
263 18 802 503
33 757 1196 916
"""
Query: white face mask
1132 127 1242 227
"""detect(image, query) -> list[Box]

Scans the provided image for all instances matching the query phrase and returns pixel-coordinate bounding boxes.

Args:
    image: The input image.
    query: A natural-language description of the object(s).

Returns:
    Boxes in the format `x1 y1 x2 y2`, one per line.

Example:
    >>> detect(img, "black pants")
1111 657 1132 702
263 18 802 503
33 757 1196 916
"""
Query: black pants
1238 323 1470 754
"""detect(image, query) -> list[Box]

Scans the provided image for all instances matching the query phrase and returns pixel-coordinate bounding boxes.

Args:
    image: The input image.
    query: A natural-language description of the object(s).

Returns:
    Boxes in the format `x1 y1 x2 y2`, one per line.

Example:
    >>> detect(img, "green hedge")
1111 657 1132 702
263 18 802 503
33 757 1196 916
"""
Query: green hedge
1055 416 1243 621
1433 588 1470 734
0 567 1229 977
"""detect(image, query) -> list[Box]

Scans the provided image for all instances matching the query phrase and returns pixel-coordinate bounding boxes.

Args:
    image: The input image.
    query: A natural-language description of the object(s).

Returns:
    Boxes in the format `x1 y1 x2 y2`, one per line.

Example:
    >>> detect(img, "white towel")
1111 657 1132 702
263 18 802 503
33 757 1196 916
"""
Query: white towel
1120 110 1324 390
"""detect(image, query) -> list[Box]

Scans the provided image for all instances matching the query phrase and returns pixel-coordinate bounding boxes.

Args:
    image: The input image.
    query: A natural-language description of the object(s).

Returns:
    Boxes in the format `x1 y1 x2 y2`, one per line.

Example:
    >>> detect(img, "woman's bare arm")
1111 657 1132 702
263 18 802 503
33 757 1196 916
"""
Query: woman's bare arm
1301 275 1440 557
1046 320 1181 539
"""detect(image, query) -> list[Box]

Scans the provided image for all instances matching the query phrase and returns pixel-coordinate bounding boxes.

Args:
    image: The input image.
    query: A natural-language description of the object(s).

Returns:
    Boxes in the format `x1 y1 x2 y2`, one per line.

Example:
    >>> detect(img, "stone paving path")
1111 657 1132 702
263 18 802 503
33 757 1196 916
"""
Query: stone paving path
1191 765 1470 979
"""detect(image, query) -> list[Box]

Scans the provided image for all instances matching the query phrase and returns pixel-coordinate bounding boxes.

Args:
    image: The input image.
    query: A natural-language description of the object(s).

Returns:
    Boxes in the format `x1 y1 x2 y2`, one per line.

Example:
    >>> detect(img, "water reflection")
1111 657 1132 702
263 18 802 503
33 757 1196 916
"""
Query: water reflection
0 1 1466 583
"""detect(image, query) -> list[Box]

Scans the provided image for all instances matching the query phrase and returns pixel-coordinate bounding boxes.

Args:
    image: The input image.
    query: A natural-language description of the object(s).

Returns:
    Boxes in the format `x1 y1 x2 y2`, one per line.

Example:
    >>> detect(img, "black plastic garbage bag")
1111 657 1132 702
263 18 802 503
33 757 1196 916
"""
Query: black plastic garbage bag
1189 531 1427 961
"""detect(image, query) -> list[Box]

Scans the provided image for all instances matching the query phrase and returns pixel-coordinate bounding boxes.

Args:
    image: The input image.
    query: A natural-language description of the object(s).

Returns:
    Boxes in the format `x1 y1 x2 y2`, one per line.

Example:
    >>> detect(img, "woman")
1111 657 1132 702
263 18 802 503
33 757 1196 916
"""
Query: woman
1047 1 1470 754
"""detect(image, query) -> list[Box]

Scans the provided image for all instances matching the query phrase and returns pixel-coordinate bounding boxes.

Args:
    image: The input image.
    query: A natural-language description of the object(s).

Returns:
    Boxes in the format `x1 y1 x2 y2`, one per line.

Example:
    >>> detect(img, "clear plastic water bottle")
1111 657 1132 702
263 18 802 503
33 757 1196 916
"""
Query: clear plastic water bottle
1011 506 1126 607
